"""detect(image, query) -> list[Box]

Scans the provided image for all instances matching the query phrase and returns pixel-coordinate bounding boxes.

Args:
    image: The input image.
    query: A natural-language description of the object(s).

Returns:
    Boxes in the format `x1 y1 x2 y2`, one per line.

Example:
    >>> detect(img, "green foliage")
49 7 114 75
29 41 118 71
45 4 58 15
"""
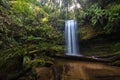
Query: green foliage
78 2 120 33
23 56 31 65
0 0 64 79
28 57 45 67
104 4 120 33
0 0 10 8
79 4 107 26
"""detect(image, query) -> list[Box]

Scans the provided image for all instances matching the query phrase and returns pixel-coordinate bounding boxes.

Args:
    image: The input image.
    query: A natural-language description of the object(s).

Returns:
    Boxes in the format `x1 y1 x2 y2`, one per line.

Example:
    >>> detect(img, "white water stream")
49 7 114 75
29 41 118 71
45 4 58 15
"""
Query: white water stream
65 20 79 55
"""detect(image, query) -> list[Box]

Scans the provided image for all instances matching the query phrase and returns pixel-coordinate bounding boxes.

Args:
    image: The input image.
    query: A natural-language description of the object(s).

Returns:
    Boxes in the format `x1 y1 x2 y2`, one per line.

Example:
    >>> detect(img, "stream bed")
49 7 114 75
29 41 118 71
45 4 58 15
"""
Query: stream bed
51 59 120 80
19 59 120 80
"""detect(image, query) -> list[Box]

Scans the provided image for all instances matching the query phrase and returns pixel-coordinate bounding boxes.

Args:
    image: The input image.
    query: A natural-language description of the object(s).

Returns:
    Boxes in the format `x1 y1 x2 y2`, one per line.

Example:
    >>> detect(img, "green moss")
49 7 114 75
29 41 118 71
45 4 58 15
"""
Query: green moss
112 60 120 66
79 25 98 40
81 39 120 56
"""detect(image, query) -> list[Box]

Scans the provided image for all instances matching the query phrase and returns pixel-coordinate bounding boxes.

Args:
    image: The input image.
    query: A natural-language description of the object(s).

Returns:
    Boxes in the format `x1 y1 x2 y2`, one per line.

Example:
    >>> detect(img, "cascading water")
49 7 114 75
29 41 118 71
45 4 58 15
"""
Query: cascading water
65 20 79 56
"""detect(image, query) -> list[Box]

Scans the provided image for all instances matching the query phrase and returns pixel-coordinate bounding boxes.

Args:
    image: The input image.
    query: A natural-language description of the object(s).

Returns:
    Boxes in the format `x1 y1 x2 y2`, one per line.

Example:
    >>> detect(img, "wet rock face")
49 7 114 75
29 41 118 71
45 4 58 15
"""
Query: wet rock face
52 60 120 80
52 62 90 80
35 67 53 80
18 59 120 80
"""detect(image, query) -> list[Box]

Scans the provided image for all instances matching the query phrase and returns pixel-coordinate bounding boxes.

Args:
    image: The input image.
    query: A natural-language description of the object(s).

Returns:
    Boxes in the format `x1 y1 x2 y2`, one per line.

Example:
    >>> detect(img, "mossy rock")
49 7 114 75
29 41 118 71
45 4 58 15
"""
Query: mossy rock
45 61 54 67
79 25 97 40
112 60 120 66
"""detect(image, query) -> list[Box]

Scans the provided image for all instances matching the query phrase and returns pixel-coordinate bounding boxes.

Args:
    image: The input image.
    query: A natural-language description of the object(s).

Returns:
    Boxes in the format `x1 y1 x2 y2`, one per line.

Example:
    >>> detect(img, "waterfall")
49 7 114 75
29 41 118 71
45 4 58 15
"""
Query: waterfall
65 20 79 56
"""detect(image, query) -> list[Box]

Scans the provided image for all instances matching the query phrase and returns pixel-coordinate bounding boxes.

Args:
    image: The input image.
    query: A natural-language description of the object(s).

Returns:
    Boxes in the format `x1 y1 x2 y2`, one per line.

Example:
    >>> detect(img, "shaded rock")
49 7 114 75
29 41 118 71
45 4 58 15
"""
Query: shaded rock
35 67 53 80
